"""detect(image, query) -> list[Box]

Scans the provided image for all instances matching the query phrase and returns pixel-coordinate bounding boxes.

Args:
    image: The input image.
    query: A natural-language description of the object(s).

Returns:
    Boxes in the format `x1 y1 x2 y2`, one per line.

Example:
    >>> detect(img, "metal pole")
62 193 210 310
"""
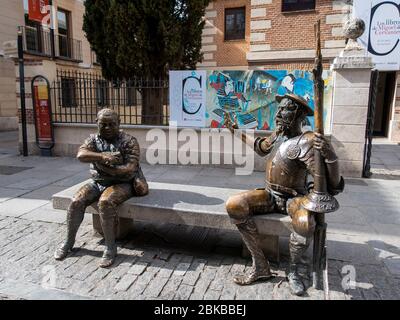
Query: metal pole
49 0 56 59
18 27 28 157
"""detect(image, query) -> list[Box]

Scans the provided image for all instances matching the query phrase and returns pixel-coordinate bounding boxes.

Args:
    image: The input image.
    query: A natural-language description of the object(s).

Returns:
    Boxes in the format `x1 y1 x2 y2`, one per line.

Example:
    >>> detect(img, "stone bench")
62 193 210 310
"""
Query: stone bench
52 180 293 262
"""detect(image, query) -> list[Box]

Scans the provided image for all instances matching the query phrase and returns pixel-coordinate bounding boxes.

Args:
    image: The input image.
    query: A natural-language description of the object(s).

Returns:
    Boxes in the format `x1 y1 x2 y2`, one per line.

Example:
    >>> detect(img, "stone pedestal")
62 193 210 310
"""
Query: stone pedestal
330 45 374 177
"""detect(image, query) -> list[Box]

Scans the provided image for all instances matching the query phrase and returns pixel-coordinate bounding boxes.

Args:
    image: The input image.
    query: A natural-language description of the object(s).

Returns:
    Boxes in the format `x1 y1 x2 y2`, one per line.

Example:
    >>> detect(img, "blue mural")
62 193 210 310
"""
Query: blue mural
206 70 333 131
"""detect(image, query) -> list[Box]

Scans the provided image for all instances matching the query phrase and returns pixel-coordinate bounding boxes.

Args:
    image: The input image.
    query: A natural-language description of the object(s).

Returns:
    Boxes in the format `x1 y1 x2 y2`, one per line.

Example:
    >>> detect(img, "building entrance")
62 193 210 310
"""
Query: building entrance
373 71 397 137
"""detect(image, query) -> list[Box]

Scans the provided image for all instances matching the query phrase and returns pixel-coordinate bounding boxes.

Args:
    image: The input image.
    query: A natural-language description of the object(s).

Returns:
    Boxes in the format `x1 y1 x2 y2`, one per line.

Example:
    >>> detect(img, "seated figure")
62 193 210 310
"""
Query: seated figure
54 108 148 267
224 93 344 295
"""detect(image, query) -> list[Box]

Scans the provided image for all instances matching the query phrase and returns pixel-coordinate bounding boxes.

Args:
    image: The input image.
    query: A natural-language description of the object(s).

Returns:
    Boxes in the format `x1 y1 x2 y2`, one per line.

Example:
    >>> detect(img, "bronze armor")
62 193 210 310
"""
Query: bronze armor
255 131 315 198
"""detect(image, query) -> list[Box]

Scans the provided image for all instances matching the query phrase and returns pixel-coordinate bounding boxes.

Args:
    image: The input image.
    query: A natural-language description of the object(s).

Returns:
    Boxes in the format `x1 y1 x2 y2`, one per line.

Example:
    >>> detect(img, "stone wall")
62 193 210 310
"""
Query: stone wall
330 68 371 177
0 0 24 131
0 56 18 131
0 0 24 52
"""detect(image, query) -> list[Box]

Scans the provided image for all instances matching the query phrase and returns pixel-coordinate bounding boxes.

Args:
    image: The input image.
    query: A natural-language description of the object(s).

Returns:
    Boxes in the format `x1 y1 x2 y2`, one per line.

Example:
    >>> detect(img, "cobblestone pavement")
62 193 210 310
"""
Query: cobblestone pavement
0 131 399 300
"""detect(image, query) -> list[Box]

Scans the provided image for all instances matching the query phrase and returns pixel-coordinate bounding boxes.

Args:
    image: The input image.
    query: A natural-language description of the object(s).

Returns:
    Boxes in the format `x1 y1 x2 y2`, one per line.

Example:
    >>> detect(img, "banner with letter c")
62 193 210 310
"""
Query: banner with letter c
354 0 400 71
169 70 207 127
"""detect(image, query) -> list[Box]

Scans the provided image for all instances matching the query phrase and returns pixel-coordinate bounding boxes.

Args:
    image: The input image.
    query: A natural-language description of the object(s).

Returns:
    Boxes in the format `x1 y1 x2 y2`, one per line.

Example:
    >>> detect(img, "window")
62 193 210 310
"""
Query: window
61 78 77 107
224 7 245 41
23 0 45 53
57 9 71 58
282 0 315 12
96 80 109 107
126 84 137 106
91 50 100 65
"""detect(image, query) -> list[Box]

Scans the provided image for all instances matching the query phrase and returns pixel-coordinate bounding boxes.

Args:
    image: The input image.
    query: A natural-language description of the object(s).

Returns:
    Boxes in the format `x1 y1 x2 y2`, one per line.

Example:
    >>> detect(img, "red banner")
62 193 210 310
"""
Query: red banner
28 0 50 24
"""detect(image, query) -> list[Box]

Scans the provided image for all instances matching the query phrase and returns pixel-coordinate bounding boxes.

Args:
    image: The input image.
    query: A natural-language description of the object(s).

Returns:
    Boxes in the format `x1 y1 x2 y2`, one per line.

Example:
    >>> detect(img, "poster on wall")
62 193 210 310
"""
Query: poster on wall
353 0 400 71
206 70 333 133
169 70 207 127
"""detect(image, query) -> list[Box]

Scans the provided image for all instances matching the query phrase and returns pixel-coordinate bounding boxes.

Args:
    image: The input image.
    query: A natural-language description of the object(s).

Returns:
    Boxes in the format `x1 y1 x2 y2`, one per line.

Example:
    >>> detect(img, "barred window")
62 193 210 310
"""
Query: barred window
96 80 109 107
225 7 245 41
61 78 77 107
282 0 315 12
126 86 137 107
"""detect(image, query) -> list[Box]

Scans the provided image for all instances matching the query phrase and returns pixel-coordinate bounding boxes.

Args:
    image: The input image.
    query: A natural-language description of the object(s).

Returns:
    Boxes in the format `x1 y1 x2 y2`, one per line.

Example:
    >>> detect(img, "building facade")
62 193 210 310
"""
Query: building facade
0 0 24 131
198 0 350 69
2 0 398 178
198 0 400 144
2 0 100 143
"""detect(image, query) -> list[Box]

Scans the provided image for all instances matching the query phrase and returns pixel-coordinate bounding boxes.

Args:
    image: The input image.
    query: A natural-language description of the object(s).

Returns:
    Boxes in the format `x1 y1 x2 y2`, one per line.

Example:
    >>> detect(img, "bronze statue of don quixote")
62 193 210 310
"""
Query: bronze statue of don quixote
225 20 343 298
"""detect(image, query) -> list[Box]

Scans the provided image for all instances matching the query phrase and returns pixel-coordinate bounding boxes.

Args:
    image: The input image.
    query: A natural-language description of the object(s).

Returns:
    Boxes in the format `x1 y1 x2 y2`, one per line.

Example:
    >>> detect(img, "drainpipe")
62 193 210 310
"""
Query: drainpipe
49 0 56 59
17 27 28 157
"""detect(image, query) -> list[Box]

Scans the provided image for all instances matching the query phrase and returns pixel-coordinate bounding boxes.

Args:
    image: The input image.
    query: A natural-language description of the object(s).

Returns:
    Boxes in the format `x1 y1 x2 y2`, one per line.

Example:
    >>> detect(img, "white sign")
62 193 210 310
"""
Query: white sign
169 70 207 127
354 0 400 70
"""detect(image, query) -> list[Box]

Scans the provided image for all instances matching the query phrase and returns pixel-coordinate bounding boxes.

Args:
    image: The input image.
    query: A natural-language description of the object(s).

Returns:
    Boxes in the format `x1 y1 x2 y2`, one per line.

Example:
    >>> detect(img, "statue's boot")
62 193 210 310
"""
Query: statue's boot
54 204 84 260
233 219 273 285
287 265 305 296
99 220 117 268
287 232 310 296
98 203 117 268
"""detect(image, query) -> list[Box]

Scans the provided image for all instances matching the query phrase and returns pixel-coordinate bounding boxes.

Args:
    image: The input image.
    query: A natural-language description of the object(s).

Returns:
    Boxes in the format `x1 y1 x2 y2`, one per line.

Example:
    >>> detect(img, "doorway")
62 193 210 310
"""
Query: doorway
373 71 396 137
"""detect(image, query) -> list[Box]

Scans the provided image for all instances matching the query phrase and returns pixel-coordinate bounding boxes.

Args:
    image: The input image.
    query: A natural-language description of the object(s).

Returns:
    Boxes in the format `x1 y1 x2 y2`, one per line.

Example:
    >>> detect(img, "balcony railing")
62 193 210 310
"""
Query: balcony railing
20 26 83 62
55 34 83 61
22 25 52 57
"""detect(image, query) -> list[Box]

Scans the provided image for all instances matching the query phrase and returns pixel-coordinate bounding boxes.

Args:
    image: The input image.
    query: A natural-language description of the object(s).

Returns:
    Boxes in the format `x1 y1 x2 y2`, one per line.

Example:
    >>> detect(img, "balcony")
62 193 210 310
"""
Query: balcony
55 34 83 62
20 26 83 62
22 25 52 57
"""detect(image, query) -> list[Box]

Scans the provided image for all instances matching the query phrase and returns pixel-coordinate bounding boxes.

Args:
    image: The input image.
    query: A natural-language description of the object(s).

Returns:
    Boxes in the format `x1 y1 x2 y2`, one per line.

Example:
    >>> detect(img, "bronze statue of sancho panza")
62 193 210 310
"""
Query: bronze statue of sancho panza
54 108 148 267
224 92 344 295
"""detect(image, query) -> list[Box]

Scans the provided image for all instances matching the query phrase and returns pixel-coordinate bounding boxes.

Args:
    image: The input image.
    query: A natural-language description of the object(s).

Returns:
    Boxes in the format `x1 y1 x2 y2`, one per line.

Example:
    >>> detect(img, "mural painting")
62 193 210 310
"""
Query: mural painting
206 70 333 132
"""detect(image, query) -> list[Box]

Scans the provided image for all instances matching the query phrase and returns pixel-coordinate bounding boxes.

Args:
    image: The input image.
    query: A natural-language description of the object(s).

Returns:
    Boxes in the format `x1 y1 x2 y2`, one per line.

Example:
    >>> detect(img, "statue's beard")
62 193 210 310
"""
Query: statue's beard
275 118 302 136
275 120 291 133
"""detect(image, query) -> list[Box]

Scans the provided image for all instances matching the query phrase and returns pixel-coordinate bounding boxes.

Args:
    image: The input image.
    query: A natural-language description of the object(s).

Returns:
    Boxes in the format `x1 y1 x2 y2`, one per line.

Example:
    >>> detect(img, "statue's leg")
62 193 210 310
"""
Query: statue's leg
97 183 133 268
287 197 316 296
54 182 101 260
225 189 275 285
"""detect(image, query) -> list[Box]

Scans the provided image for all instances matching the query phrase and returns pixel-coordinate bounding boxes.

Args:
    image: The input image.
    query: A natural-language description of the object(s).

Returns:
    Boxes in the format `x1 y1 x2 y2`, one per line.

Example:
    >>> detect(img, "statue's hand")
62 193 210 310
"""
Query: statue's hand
223 111 239 134
313 133 337 162
100 151 123 166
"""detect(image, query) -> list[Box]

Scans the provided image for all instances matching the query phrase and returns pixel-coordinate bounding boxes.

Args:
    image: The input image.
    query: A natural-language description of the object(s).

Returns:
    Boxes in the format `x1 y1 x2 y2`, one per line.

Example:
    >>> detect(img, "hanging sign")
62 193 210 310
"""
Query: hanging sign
28 0 50 25
353 0 400 71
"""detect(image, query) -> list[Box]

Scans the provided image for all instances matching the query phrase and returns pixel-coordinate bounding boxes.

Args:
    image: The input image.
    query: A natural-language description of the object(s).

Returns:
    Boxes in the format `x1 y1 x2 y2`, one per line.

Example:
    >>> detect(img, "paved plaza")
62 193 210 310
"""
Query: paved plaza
0 131 399 300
